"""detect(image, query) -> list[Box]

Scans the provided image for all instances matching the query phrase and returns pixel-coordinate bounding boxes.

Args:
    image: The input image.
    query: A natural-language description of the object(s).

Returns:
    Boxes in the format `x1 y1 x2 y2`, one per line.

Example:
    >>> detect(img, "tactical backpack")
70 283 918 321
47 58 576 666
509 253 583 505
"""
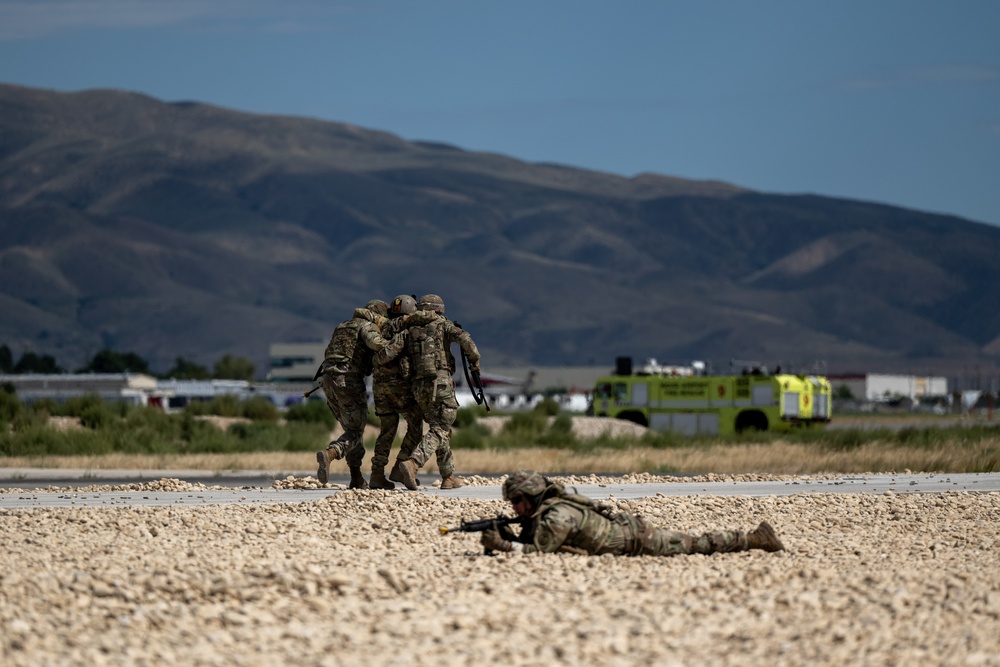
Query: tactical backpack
407 318 450 380
327 318 373 375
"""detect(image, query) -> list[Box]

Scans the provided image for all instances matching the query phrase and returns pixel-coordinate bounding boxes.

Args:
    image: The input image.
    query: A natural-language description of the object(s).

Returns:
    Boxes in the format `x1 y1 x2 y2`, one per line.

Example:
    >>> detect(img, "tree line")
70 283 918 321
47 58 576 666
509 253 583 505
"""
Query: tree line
0 345 257 381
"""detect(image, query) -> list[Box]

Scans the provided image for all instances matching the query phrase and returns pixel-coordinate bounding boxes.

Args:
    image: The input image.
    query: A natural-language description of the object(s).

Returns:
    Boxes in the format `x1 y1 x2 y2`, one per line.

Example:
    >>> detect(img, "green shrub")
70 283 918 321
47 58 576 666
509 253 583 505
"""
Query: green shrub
1 422 109 457
11 410 47 431
285 399 336 427
534 398 561 416
57 394 106 418
29 399 58 417
228 421 260 440
550 413 573 433
0 390 20 425
537 414 577 448
181 398 213 416
78 403 114 430
226 421 327 452
451 422 492 450
242 396 280 421
210 394 244 417
503 410 549 436
277 422 331 452
454 406 486 429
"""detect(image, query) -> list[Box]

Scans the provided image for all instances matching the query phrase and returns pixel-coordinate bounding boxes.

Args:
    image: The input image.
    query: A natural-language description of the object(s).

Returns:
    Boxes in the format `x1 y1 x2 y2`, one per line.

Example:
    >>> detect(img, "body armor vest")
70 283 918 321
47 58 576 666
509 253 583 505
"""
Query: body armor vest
327 318 373 375
407 317 450 380
535 493 620 554
375 317 408 382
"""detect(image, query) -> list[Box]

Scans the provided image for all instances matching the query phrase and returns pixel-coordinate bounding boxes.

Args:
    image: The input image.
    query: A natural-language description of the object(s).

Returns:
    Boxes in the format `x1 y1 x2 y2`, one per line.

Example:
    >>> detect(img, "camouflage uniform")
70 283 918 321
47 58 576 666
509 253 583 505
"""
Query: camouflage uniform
316 304 405 483
520 493 750 556
370 313 424 479
388 304 479 488
484 471 784 556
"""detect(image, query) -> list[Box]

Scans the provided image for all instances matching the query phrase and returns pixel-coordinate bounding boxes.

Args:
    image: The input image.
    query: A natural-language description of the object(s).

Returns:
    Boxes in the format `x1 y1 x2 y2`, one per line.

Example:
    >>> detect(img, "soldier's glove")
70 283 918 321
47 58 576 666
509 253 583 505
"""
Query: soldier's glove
480 528 512 554
470 362 481 375
497 522 518 542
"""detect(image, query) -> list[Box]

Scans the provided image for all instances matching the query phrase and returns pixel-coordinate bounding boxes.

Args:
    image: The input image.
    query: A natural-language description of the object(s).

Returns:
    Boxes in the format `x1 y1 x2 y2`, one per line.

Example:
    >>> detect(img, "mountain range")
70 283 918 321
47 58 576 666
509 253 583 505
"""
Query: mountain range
1 82 998 377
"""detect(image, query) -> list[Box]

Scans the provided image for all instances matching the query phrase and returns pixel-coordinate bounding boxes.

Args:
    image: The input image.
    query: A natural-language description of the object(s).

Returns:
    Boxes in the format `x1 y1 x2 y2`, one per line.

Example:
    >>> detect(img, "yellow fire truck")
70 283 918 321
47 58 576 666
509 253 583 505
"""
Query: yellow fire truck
590 358 831 435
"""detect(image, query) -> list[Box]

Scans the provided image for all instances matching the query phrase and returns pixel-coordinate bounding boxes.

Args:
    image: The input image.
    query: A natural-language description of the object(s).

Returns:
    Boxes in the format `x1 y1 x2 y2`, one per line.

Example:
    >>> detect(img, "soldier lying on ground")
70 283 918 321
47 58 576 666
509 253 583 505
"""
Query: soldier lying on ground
480 471 786 556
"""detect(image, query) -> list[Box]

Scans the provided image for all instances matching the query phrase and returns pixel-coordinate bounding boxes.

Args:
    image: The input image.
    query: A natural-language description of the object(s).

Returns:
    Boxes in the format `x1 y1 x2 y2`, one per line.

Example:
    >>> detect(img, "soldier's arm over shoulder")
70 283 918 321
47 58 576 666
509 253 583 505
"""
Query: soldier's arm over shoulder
400 310 439 328
373 331 407 366
359 320 395 352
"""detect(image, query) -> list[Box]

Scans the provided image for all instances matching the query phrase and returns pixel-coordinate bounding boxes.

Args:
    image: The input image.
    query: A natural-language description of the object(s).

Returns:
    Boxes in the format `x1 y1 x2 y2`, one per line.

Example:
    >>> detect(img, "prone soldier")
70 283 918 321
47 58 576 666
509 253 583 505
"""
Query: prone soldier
480 471 786 556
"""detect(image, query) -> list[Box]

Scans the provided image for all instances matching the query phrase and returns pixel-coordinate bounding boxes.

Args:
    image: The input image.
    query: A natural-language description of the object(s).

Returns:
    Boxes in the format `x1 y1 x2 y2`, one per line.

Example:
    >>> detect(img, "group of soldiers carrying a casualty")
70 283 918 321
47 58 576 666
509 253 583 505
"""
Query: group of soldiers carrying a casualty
313 294 788 558
314 293 479 491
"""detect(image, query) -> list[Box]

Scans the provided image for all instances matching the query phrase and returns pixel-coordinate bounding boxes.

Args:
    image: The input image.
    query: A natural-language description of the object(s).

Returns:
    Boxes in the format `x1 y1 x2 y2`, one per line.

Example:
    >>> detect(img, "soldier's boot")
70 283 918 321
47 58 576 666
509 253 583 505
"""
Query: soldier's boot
389 459 419 486
746 521 785 552
439 474 466 490
390 459 419 491
315 446 341 485
369 468 395 490
348 466 369 490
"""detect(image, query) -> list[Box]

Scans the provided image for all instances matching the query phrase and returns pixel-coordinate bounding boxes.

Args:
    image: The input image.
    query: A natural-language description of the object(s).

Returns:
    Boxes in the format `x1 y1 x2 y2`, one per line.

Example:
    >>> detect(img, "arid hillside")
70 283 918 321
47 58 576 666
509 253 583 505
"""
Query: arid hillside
2 83 999 374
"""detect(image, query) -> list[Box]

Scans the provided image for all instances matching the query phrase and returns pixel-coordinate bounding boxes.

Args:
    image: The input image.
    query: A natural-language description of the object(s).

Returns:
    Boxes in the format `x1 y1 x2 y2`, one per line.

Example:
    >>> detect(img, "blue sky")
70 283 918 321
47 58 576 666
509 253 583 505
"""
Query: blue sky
1 0 998 226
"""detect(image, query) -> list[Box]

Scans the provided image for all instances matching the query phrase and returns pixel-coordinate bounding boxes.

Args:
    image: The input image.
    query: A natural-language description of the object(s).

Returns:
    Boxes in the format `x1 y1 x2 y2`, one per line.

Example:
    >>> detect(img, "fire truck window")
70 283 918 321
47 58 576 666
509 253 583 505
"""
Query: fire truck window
596 382 612 399
614 383 628 400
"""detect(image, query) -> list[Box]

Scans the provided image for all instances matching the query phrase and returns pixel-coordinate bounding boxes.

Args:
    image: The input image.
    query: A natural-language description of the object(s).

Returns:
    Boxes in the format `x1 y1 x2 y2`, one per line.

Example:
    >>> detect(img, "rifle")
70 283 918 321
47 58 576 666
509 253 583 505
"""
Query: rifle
302 360 329 398
460 349 491 412
439 514 526 536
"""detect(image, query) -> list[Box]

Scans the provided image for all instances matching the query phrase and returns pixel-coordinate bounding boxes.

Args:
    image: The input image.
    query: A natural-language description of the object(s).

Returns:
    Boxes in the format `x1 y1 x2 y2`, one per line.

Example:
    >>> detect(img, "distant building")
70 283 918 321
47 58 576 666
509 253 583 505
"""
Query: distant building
1 373 310 411
152 378 255 409
0 373 157 405
828 373 948 401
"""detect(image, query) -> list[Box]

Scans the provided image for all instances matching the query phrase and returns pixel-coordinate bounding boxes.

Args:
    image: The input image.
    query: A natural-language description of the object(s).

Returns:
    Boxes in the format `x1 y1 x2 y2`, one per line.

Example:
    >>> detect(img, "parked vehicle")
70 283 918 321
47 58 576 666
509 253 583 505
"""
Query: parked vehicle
590 357 831 435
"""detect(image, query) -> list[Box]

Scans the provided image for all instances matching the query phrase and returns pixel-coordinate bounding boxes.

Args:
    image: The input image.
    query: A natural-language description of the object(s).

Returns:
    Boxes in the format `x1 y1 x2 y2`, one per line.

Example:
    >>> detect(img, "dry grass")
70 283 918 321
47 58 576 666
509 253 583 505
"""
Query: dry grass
2 436 997 474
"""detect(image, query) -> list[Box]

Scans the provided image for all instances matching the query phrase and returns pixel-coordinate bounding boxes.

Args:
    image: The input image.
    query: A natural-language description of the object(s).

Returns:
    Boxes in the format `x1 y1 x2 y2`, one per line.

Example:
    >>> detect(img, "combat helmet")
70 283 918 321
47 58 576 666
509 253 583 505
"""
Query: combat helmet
365 299 389 317
417 294 445 314
502 471 549 502
389 294 417 318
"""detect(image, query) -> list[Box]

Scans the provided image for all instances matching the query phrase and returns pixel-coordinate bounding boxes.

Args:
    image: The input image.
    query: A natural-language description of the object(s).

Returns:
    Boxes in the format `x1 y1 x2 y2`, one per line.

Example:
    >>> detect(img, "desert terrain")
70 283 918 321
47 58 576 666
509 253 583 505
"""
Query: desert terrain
1 475 998 666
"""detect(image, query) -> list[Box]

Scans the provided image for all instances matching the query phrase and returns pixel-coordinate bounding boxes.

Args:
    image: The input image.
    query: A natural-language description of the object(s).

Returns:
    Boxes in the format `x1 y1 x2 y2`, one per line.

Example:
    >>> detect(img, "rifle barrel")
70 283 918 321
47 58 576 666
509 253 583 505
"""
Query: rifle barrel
441 515 522 535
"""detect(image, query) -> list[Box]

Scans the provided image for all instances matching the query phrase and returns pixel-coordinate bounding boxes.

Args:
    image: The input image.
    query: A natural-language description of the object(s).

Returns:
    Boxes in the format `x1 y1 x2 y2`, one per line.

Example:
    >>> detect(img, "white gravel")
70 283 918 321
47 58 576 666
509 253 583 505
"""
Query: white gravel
1 480 998 666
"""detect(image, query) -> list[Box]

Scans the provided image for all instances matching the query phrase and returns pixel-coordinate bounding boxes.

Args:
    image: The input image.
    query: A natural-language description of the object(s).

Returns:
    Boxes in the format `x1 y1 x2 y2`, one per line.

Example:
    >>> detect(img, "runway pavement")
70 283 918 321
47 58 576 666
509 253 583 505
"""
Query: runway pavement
1 469 998 509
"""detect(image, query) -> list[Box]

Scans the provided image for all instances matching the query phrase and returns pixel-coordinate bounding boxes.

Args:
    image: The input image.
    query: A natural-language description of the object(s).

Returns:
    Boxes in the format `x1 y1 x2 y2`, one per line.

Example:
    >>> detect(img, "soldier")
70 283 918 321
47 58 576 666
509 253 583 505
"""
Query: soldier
480 471 786 556
388 294 480 491
315 299 405 489
367 294 426 490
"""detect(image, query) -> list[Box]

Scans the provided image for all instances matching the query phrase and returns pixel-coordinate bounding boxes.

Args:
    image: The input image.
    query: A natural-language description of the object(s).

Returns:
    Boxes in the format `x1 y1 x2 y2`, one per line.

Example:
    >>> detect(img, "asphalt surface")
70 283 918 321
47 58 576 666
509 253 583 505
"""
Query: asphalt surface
1 469 998 509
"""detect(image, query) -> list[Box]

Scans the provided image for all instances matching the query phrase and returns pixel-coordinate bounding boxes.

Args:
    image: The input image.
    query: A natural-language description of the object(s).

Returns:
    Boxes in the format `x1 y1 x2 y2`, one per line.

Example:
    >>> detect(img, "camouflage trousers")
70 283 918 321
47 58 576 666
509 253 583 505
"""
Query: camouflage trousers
372 379 423 471
406 372 458 478
612 516 748 556
320 371 368 468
